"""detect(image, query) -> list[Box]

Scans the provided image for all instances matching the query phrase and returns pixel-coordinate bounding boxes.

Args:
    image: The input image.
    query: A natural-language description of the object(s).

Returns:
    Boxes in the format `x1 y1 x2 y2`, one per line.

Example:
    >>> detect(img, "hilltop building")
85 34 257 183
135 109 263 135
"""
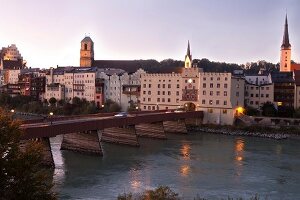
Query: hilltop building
0 44 25 70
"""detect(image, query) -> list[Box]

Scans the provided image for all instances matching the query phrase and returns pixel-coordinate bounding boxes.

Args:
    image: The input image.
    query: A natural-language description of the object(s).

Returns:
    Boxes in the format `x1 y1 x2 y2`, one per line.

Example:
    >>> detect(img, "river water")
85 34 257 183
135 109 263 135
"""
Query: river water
50 132 300 200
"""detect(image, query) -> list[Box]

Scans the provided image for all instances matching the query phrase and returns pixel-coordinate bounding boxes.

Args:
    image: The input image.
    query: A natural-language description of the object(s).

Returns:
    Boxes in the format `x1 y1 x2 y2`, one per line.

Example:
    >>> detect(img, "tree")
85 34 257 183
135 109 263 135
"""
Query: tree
49 97 57 106
261 102 277 117
0 108 56 199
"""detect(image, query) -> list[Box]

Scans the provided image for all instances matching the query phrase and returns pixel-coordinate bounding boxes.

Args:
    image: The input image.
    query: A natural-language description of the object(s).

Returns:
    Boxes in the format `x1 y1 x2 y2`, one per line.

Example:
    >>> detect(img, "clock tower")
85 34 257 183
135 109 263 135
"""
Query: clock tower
80 36 94 67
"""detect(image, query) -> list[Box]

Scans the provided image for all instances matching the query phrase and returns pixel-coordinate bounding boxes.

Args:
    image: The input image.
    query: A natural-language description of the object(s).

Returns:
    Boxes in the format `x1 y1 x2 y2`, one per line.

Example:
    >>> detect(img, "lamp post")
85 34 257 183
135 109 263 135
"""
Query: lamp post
49 112 53 125
10 109 15 120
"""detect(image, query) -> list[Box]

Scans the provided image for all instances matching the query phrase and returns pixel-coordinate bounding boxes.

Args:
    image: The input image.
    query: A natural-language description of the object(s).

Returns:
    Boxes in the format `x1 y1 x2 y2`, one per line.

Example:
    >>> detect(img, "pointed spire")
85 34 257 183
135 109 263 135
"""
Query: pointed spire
281 14 291 49
185 40 192 61
187 40 191 56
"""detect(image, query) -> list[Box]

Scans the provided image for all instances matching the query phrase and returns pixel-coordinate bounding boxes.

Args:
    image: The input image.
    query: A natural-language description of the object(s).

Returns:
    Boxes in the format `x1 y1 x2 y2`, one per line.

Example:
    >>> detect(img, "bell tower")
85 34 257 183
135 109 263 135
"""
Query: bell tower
280 14 291 72
80 36 94 67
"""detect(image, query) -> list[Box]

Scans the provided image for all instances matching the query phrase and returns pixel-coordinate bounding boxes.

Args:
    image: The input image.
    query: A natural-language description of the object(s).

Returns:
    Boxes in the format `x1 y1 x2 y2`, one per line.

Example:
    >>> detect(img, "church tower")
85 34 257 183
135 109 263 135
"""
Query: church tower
184 41 192 68
80 36 94 67
280 14 291 72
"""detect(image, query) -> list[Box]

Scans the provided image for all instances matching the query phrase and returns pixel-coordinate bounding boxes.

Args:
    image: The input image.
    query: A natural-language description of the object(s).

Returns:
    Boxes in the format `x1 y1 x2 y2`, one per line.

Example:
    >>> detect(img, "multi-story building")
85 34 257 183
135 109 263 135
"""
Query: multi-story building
244 74 274 109
0 44 25 70
140 43 244 125
271 72 294 107
198 72 245 125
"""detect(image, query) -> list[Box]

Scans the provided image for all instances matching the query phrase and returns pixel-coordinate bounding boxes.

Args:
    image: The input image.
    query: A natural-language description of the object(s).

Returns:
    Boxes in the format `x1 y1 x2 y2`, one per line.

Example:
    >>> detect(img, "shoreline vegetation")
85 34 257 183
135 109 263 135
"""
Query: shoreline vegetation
117 186 261 200
188 124 300 140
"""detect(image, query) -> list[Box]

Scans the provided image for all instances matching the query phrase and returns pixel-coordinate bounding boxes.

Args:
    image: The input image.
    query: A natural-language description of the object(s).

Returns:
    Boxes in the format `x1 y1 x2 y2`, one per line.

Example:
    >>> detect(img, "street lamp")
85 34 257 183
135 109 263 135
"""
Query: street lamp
11 109 15 120
135 106 139 111
49 112 53 125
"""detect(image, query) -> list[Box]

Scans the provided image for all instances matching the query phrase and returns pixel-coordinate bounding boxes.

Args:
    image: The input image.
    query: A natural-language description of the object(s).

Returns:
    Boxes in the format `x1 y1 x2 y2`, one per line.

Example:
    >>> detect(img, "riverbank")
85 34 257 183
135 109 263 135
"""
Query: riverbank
188 125 294 140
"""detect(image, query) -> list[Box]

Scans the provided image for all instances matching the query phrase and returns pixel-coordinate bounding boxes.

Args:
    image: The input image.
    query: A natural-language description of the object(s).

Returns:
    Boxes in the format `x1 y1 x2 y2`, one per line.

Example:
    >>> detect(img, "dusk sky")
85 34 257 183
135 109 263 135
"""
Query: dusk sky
0 0 299 68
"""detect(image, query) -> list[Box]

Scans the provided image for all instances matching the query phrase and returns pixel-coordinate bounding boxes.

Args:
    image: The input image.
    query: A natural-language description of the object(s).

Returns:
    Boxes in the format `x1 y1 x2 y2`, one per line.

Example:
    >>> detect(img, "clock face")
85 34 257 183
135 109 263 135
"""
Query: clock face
188 83 192 88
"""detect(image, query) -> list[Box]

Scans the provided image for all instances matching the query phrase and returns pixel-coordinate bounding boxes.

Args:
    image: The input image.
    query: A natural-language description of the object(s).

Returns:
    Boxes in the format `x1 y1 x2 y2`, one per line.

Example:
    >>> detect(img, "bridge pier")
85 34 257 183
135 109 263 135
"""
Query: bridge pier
19 137 54 168
163 119 188 134
135 122 167 139
60 131 103 155
101 126 139 146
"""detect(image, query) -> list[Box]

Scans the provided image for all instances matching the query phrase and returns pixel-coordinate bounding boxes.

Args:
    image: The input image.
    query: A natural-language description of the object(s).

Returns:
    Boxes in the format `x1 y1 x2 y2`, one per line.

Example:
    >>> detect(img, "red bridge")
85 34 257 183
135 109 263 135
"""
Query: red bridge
20 111 203 167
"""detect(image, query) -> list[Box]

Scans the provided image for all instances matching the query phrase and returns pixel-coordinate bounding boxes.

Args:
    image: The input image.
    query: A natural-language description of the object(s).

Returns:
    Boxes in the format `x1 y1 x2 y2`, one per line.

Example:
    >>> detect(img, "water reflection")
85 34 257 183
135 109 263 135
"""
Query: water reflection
180 143 191 177
129 168 142 192
180 165 190 177
234 138 245 178
180 143 191 160
235 138 244 163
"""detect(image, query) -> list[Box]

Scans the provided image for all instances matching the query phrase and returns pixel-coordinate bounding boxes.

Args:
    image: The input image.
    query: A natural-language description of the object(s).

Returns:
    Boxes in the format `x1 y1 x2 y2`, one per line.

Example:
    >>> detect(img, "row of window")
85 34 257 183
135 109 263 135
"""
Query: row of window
203 83 230 88
248 93 270 98
143 90 180 96
246 86 270 90
208 108 228 114
203 91 229 96
143 79 180 82
203 77 228 81
202 99 228 105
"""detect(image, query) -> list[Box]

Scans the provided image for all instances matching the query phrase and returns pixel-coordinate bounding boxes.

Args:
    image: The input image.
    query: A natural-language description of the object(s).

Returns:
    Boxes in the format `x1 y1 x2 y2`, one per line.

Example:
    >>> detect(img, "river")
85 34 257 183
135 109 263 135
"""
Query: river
50 132 300 200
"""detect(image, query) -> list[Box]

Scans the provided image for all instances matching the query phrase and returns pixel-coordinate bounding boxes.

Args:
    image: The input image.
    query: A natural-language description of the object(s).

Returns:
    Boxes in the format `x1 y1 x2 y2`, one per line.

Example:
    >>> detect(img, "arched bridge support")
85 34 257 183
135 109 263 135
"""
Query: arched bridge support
163 119 188 134
135 121 166 139
101 126 139 146
60 131 103 155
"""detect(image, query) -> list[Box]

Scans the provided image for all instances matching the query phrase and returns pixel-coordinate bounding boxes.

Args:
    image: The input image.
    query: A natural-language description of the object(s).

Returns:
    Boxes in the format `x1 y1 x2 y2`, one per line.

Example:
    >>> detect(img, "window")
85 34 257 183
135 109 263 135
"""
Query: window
203 77 206 81
224 84 228 88
148 98 151 102
143 84 146 88
217 91 220 96
163 84 165 88
158 84 160 88
143 91 146 95
224 101 227 105
216 100 220 105
158 91 160 95
148 84 151 88
203 91 206 95
256 94 259 97
217 77 220 81
266 94 269 98
225 77 228 81
209 100 213 105
210 83 213 88
261 94 264 97
250 94 253 97
255 101 259 105
210 91 213 96
223 109 227 114
217 84 220 88
162 98 165 102
168 91 171 95
208 108 213 113
168 84 171 88
167 98 171 102
224 91 227 96
148 91 151 95
203 83 206 88
266 87 269 90
236 92 239 97
157 98 160 102
177 84 180 88
176 91 179 96
210 77 213 81
162 91 165 95
84 43 87 50
202 99 205 104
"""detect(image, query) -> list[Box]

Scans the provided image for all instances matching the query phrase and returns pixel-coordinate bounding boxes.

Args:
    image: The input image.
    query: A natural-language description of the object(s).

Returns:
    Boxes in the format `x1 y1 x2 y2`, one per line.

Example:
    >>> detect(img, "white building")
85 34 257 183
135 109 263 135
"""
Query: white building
244 74 274 109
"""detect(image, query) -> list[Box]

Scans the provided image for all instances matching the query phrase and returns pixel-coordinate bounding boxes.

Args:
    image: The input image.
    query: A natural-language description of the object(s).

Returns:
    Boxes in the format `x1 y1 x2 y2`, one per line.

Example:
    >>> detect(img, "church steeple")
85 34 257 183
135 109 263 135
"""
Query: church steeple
281 14 291 49
184 40 192 68
280 14 292 72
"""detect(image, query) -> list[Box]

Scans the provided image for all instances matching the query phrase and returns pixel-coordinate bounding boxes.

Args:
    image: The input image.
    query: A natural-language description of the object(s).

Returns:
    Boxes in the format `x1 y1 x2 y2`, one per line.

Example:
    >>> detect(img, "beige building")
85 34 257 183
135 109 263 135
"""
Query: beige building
198 73 245 125
140 42 244 125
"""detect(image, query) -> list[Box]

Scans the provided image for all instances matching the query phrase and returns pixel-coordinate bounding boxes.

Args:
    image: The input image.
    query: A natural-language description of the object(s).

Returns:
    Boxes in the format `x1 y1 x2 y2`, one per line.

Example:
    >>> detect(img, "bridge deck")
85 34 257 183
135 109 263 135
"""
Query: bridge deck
20 111 203 140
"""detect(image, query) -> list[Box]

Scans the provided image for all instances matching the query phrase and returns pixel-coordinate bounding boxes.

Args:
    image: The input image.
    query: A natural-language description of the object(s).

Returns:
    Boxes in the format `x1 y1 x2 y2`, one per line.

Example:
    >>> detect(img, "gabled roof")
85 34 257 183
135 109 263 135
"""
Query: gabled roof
294 70 300 86
93 60 143 73
271 72 294 83
2 59 24 69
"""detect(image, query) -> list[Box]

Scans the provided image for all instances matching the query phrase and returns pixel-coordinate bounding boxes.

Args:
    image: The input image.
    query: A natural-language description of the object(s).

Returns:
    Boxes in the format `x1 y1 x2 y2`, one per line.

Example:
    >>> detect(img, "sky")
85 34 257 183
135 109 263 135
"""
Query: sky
0 0 299 68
